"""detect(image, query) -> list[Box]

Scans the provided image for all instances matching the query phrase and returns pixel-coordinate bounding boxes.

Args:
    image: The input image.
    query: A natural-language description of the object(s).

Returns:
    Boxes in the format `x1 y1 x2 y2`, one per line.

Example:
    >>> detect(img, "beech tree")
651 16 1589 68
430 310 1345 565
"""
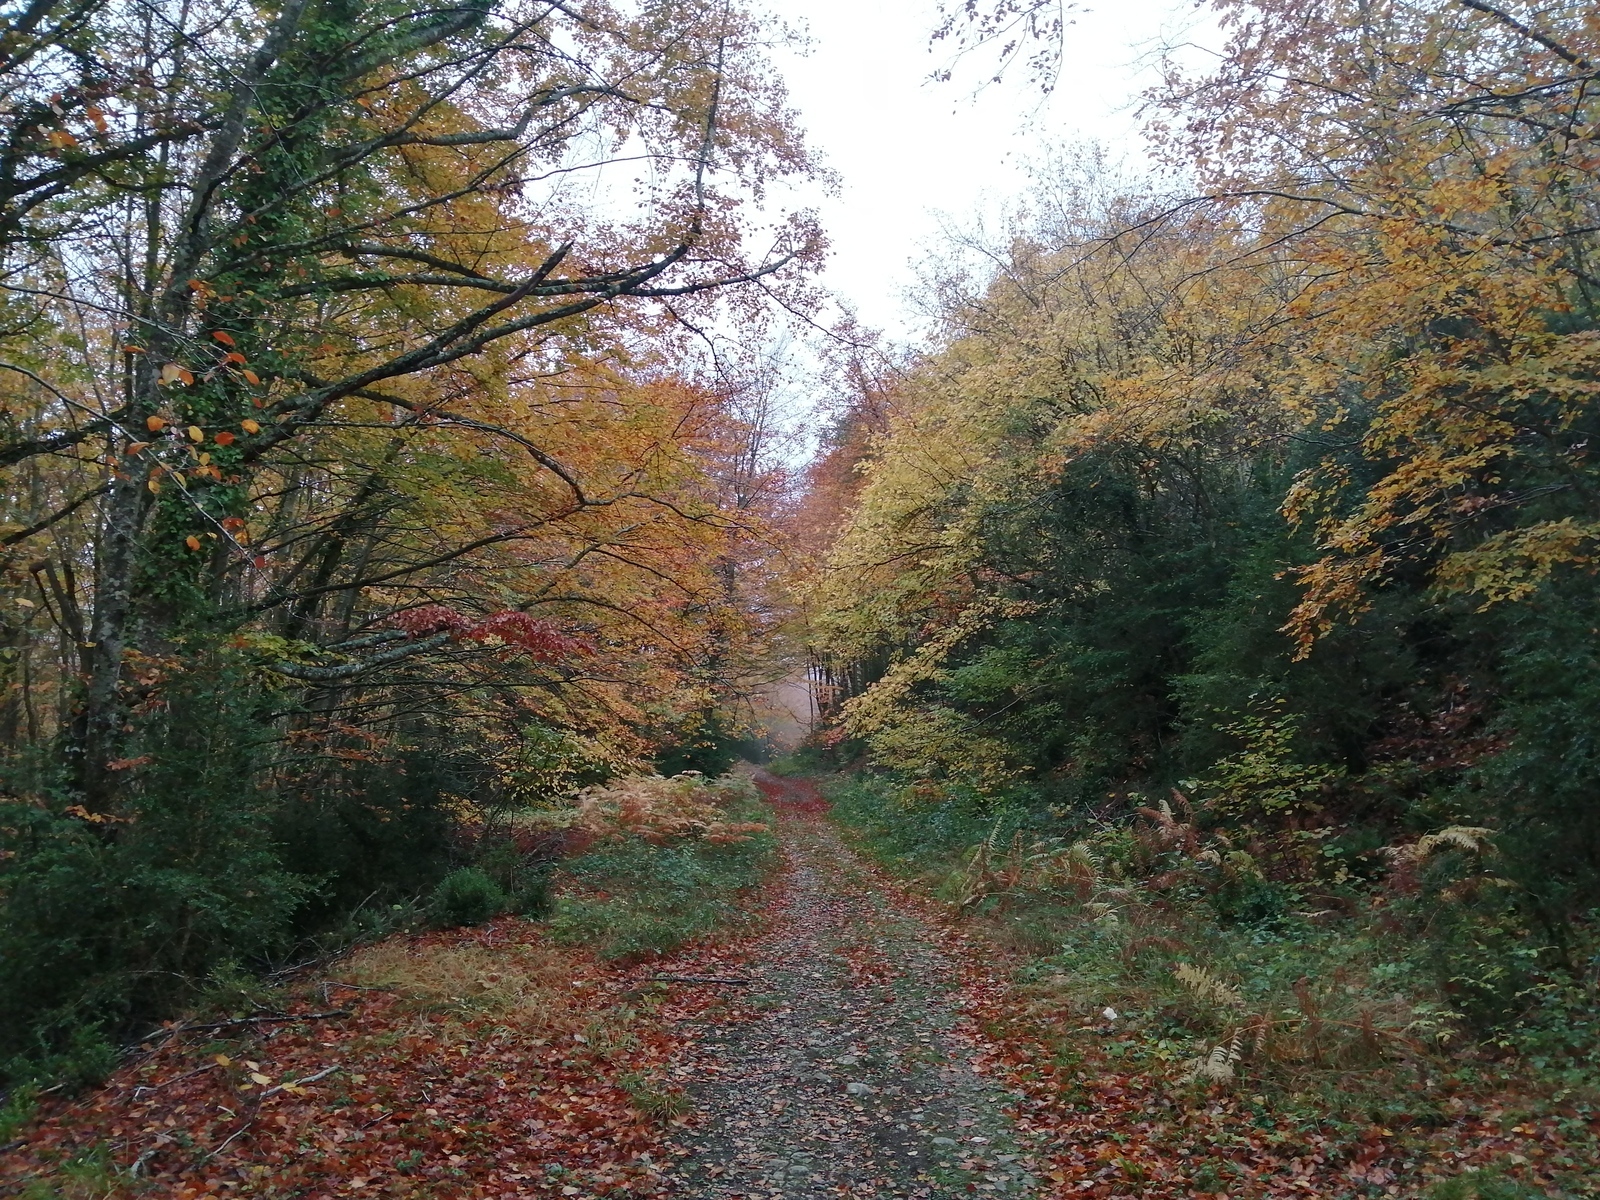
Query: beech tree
0 0 821 803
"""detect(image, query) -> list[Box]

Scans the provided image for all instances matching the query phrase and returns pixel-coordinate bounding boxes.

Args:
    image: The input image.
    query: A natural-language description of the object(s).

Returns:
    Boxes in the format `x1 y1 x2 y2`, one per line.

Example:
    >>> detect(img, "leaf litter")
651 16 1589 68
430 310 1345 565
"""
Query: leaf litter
0 773 1042 1200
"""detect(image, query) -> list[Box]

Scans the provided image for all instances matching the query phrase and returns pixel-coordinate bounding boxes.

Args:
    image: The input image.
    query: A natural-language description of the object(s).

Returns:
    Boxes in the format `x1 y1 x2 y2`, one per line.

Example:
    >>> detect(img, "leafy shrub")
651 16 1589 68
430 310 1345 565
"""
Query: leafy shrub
0 662 308 1087
428 868 506 928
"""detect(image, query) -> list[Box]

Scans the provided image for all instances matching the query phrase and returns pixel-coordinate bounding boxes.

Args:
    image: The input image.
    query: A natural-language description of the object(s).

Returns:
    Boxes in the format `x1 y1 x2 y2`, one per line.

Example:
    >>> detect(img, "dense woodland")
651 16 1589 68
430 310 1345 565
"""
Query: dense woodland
0 0 812 1084
2 0 1600 1191
796 0 1600 1163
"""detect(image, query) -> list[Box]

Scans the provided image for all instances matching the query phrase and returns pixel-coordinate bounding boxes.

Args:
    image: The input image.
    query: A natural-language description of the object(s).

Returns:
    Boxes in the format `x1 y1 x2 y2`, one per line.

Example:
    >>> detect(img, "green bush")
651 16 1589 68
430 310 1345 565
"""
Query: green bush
428 868 507 928
0 662 308 1087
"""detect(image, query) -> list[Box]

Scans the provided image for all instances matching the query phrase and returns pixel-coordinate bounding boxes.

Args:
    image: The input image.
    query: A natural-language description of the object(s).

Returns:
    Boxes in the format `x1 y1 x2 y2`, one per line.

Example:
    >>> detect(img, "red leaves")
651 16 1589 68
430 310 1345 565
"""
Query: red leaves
388 604 476 637
388 606 594 661
471 610 596 660
0 921 727 1198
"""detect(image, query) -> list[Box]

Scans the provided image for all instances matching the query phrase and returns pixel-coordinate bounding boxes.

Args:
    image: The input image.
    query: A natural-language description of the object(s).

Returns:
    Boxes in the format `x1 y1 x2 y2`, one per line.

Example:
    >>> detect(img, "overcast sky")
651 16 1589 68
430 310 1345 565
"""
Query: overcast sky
765 0 1216 340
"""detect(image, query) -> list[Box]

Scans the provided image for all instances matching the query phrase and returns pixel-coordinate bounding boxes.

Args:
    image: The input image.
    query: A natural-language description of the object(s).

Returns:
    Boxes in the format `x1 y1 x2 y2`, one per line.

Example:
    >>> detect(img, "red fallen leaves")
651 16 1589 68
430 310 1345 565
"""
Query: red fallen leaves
0 921 744 1199
927 921 1596 1197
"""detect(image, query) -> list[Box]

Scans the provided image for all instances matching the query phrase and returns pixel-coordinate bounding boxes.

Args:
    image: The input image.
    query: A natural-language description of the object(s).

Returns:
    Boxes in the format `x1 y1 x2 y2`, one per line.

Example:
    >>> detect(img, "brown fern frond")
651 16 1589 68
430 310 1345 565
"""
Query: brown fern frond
1174 962 1247 1010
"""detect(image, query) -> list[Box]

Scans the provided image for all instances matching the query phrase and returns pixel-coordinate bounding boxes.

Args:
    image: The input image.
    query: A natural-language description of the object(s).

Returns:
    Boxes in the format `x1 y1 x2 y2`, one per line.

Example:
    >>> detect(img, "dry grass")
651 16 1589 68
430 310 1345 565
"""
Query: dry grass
336 938 584 1029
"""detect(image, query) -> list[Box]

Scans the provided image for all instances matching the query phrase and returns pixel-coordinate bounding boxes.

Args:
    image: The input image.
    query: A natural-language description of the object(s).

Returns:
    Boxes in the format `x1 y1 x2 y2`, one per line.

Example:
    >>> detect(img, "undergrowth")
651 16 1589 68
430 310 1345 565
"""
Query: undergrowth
548 772 776 959
821 771 1600 1197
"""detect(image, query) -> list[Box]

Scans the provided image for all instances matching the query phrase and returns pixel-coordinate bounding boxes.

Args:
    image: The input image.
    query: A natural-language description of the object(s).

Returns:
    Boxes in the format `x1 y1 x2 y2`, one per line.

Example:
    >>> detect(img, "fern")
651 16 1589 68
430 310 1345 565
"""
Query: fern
1174 962 1247 1010
1182 1032 1243 1084
1414 826 1494 858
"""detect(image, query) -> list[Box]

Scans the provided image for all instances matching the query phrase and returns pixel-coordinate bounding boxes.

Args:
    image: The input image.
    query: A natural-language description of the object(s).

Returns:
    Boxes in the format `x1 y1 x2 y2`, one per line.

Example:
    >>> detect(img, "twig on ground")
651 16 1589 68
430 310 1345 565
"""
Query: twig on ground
130 1061 221 1098
196 1116 255 1166
647 975 755 986
181 1010 351 1034
260 1065 340 1099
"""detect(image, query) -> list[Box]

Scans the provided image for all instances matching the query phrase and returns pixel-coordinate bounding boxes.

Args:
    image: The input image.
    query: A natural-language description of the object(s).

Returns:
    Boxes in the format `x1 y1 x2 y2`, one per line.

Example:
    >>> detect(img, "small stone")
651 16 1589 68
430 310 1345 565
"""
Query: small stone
844 1081 875 1096
931 1136 958 1147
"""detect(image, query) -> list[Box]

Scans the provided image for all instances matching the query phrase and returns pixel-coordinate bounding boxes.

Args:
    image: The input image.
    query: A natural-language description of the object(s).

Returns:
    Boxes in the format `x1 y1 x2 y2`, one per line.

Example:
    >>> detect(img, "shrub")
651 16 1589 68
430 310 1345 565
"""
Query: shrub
0 661 308 1087
428 868 506 928
549 773 775 958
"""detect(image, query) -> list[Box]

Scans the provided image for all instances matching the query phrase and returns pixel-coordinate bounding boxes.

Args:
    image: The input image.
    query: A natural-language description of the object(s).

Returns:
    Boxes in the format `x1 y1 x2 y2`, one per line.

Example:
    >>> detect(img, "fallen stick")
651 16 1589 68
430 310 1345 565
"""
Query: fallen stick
130 1060 221 1098
646 975 754 986
196 1117 254 1166
180 1010 350 1034
260 1064 340 1098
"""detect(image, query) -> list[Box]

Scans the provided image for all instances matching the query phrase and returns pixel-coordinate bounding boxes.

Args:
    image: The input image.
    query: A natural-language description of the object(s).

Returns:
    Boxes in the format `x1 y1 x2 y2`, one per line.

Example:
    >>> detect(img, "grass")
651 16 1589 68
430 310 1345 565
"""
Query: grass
821 771 1600 1198
337 937 582 1027
547 784 777 960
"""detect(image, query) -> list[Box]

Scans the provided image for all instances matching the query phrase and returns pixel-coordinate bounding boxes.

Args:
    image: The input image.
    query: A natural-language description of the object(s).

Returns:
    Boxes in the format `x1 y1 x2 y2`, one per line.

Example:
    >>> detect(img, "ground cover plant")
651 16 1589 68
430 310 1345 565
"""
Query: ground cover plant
0 772 778 1197
813 770 1600 1197
548 772 777 960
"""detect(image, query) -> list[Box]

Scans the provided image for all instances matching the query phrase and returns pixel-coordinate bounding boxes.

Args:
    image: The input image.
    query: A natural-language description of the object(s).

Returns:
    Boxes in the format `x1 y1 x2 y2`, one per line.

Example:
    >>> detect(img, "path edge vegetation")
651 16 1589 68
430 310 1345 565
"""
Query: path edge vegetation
0 769 781 1196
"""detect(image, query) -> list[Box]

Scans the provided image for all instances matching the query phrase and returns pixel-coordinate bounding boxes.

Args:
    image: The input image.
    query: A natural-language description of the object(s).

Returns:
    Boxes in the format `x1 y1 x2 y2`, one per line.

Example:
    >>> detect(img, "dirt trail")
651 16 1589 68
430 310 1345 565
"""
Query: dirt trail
664 772 1037 1199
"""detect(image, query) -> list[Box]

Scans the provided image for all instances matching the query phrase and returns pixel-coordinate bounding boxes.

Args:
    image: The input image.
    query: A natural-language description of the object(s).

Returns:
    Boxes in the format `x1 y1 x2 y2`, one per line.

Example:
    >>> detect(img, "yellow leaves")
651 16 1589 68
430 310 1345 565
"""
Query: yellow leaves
241 418 261 434
1433 519 1600 609
159 362 192 386
187 425 204 442
185 535 202 551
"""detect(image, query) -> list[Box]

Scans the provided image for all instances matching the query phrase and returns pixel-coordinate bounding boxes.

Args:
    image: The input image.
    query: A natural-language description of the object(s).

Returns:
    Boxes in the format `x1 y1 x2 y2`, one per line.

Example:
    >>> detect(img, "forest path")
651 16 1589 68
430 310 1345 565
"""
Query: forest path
664 772 1038 1199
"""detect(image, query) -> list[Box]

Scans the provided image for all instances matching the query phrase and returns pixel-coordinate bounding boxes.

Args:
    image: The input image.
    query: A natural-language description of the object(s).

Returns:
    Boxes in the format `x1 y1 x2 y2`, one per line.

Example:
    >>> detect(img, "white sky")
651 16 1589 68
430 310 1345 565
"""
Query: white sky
766 0 1217 340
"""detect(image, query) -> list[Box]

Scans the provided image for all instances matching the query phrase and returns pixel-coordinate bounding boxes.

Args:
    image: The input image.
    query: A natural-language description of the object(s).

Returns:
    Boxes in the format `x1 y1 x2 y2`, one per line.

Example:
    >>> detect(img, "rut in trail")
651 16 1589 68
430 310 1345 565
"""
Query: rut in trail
665 772 1038 1199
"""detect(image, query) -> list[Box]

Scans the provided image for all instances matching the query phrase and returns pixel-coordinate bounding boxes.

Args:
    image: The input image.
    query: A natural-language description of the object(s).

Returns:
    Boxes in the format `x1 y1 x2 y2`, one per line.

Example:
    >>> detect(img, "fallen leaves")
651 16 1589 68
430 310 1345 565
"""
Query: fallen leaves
0 921 743 1198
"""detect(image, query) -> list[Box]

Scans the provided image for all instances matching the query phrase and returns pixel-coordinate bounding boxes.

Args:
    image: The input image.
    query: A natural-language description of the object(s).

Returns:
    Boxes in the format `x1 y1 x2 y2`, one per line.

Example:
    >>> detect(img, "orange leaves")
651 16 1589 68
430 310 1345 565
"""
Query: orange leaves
0 922 711 1198
1129 0 1600 644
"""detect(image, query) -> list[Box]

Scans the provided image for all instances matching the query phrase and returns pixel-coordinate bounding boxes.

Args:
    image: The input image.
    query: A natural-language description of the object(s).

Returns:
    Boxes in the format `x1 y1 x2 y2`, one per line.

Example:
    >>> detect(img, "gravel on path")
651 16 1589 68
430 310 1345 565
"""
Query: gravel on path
663 772 1039 1200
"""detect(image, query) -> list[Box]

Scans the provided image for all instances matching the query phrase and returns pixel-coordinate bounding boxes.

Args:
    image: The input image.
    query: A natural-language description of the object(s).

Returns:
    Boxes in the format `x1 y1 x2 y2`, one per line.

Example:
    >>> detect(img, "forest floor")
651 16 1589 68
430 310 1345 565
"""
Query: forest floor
0 774 1039 1200
6 773 1589 1199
